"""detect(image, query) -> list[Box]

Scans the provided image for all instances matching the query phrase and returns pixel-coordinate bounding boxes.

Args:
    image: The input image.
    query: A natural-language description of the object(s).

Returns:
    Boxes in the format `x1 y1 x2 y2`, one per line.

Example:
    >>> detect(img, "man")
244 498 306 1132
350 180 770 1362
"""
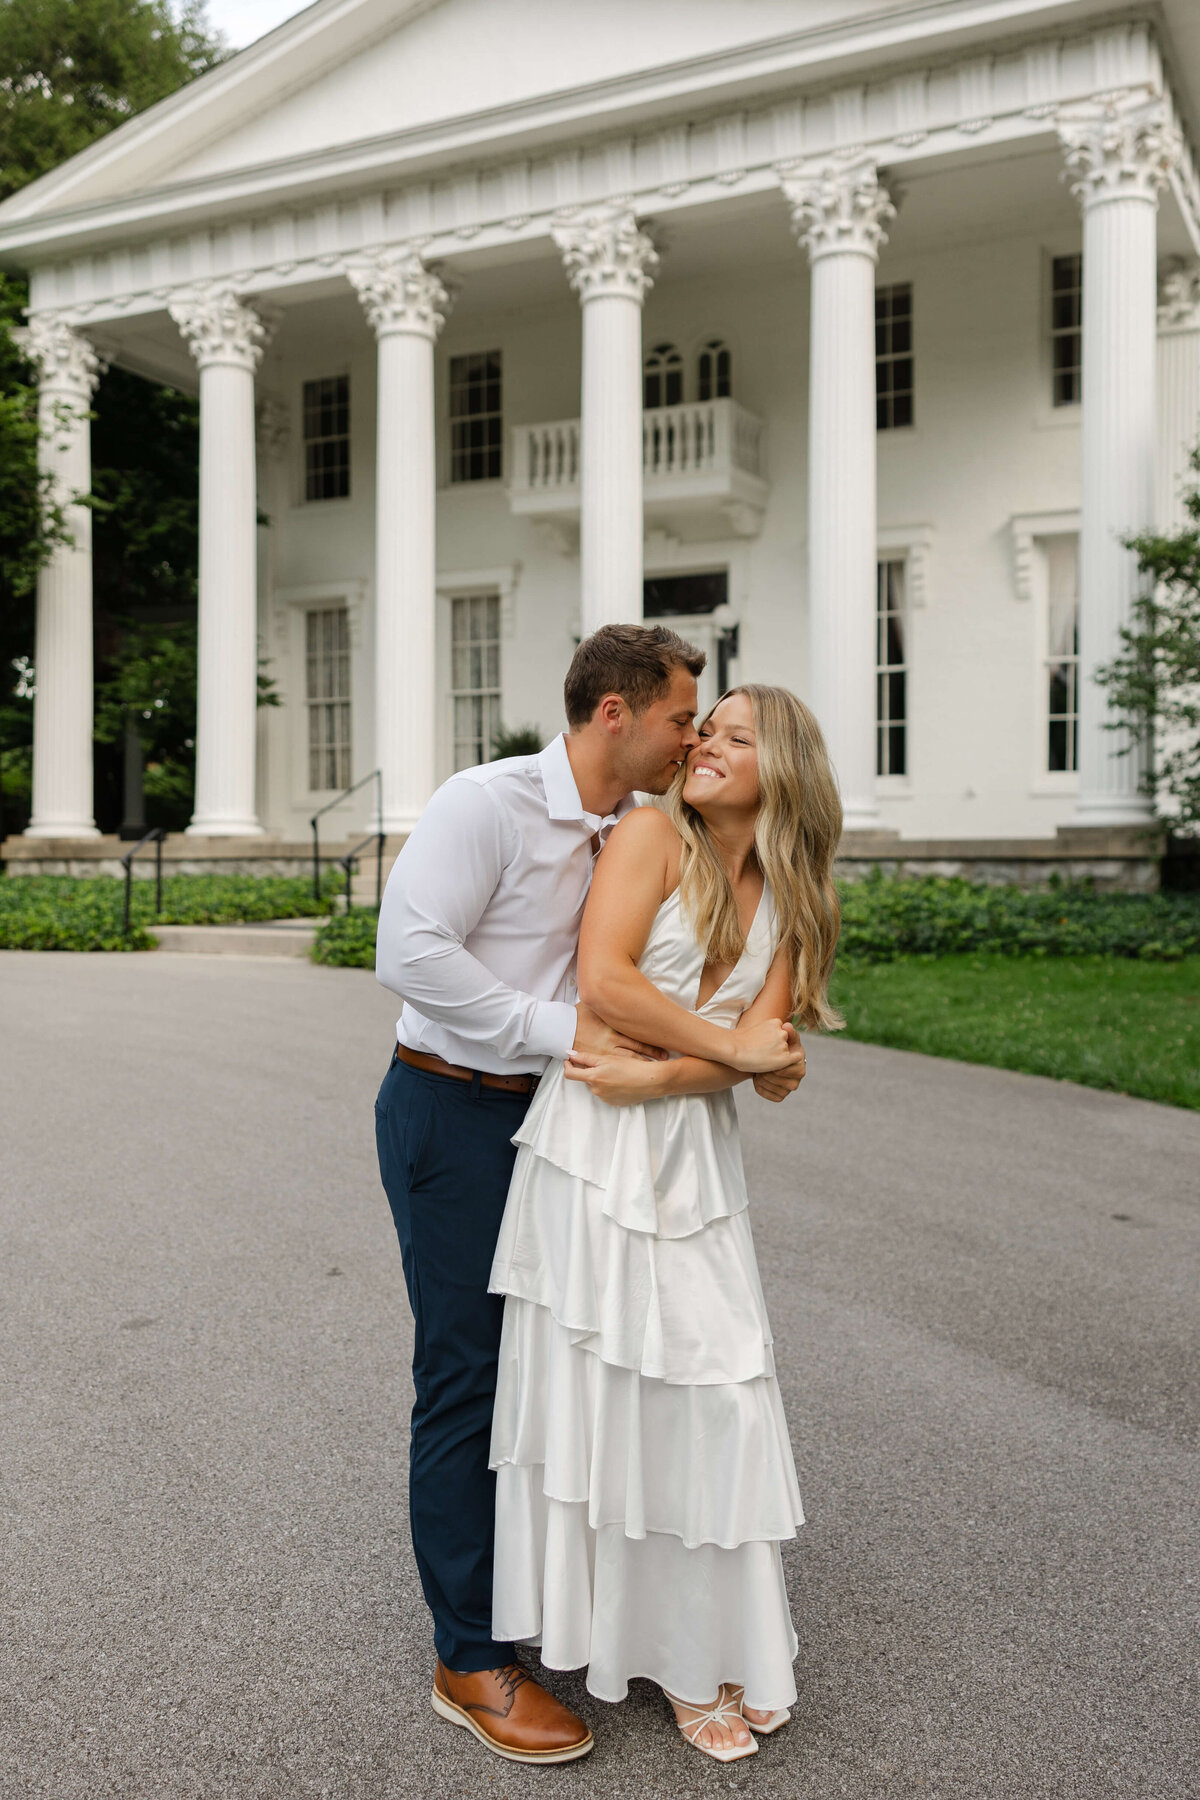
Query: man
374 624 804 1764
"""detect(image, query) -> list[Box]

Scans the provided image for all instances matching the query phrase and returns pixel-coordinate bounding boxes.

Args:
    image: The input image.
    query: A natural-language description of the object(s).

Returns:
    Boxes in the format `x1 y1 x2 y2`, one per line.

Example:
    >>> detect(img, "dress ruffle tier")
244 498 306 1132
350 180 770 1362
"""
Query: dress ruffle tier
489 1072 803 1709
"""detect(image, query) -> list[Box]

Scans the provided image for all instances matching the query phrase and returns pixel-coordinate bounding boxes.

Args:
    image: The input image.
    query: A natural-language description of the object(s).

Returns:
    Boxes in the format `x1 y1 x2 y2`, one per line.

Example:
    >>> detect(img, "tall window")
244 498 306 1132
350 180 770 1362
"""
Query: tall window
876 560 907 776
697 339 731 401
875 284 913 430
449 351 502 482
451 593 501 769
1051 254 1082 407
302 376 350 501
306 607 351 791
1045 535 1079 772
643 343 683 409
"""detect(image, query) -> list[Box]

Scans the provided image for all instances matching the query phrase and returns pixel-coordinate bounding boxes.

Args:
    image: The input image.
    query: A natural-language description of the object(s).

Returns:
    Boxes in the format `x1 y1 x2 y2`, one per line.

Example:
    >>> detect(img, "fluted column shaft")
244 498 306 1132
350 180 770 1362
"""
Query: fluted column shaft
554 208 658 634
24 318 103 837
1059 97 1180 825
1156 260 1200 531
783 159 895 831
347 251 451 833
170 288 275 836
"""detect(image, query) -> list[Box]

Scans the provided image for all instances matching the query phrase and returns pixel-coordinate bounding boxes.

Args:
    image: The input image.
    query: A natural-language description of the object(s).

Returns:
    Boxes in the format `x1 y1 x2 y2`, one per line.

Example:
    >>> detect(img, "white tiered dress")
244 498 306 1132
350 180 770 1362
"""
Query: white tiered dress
488 883 803 1710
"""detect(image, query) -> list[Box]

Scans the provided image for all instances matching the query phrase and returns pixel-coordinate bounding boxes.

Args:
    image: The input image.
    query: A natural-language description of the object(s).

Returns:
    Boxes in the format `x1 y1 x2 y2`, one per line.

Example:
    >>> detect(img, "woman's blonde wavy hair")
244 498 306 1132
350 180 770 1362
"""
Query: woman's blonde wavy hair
664 684 844 1031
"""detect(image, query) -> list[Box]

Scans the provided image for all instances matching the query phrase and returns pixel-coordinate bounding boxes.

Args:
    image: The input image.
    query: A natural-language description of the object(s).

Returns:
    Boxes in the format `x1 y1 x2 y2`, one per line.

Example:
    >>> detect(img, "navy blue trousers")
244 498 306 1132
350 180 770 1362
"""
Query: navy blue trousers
375 1052 532 1672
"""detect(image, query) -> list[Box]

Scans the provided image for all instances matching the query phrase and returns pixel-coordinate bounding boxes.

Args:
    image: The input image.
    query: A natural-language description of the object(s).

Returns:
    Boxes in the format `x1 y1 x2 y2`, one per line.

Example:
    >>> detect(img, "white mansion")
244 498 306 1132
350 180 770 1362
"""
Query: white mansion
2 0 1199 879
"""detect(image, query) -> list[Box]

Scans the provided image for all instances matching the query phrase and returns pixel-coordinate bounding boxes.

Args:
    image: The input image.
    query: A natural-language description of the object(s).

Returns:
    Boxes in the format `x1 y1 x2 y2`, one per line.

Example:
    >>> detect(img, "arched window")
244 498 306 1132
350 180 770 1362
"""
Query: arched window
643 343 683 409
697 339 731 402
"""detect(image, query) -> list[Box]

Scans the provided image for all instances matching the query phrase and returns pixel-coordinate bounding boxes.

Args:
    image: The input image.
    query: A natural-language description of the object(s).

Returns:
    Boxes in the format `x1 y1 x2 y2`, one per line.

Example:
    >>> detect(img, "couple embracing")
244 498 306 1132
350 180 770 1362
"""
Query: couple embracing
374 623 842 1766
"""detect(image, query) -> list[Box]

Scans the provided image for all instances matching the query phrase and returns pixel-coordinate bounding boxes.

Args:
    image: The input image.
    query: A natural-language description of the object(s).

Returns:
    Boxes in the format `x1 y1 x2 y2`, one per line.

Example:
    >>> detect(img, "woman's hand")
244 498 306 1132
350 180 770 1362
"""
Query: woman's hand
727 1016 796 1073
564 1050 666 1108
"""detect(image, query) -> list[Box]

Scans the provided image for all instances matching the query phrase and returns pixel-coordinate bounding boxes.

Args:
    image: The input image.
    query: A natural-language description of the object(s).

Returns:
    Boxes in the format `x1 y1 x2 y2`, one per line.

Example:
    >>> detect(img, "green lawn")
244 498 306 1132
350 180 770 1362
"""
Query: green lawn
831 954 1200 1111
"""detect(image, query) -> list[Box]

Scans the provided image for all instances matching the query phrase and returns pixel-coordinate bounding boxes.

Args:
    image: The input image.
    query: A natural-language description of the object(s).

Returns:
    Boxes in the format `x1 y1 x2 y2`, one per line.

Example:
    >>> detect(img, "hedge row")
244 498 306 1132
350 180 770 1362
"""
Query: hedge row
0 873 340 952
310 874 1200 970
837 872 1200 962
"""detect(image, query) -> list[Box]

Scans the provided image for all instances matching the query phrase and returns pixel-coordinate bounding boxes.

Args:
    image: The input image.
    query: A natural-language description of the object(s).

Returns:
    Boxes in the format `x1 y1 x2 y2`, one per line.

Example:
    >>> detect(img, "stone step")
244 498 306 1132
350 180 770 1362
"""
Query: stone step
152 918 319 958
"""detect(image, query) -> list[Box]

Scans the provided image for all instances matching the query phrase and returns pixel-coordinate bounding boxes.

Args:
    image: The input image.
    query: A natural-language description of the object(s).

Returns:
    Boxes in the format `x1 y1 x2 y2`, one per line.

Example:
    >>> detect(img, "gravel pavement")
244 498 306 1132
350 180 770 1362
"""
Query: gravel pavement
1 950 1197 1800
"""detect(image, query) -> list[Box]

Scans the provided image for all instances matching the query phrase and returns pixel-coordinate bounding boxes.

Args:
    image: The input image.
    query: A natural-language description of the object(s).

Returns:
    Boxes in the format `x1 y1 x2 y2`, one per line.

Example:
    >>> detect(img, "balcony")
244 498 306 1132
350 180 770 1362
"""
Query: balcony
508 398 769 542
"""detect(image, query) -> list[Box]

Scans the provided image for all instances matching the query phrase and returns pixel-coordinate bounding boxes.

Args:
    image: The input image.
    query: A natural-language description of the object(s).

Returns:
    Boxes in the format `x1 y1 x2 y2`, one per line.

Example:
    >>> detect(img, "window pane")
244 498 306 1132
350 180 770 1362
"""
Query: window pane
302 377 350 502
875 284 913 431
450 593 502 768
449 351 503 481
305 606 352 790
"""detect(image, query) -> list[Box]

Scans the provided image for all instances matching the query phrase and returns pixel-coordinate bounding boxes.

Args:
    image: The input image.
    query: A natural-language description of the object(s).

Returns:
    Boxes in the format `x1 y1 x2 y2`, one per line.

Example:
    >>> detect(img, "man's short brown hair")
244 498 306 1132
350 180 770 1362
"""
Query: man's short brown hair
563 623 706 728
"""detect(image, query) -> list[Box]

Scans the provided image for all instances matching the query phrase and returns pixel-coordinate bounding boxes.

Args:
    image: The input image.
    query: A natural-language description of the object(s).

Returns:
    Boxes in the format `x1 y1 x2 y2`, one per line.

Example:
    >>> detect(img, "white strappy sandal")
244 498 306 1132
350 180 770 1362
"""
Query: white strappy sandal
666 1685 759 1764
724 1683 792 1736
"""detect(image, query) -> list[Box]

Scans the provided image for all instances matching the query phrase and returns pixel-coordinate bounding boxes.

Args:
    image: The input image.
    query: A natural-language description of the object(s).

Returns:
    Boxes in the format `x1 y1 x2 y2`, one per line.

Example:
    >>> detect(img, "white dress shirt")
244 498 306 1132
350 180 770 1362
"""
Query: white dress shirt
376 733 636 1074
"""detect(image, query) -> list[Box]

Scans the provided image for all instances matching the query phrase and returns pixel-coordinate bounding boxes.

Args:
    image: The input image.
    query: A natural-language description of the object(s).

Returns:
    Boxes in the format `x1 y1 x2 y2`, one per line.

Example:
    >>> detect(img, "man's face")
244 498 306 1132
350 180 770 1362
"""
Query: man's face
622 665 700 795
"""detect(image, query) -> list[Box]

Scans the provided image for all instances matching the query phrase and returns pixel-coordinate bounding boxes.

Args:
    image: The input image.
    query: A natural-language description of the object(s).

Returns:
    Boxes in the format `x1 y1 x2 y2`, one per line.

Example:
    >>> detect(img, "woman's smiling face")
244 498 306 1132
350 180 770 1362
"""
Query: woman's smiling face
681 691 760 816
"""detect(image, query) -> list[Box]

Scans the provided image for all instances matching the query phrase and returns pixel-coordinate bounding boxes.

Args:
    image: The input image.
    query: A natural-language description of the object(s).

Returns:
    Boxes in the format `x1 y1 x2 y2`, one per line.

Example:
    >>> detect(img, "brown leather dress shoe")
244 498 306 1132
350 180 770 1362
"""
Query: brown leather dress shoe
431 1660 593 1764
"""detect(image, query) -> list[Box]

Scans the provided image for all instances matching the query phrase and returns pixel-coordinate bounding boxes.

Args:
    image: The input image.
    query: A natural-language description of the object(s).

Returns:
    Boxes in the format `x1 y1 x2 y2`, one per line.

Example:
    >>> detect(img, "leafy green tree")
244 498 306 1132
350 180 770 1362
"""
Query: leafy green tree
1097 449 1200 839
0 0 225 834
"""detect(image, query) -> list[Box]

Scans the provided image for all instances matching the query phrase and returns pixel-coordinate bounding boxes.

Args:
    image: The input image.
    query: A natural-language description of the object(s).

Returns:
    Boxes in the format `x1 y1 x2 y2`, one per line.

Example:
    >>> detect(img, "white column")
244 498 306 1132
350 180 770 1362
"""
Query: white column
553 206 658 634
782 158 895 832
1058 96 1180 826
346 250 452 834
169 287 275 836
1156 259 1200 531
23 317 104 837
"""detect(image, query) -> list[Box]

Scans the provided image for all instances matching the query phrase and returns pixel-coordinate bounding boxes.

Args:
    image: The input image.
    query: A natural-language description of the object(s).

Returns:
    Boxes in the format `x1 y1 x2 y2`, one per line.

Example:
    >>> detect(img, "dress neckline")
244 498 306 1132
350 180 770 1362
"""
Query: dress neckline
657 881 769 1014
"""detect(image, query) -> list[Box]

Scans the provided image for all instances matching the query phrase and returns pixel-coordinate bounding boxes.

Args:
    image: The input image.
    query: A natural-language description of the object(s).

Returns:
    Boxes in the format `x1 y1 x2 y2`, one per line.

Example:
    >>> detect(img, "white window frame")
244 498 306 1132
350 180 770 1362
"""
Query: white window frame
435 566 519 780
273 581 367 816
642 533 749 715
873 526 932 796
1035 244 1083 431
295 370 352 508
1009 511 1081 795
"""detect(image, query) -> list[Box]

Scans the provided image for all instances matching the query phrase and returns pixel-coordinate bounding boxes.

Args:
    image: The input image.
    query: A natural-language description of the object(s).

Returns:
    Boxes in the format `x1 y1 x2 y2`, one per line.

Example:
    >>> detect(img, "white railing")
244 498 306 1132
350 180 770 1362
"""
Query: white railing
510 399 763 500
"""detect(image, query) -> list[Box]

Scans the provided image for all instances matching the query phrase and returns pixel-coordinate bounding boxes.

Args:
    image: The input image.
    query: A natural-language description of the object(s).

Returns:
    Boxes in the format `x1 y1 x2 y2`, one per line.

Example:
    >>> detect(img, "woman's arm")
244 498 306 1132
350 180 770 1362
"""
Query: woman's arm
577 810 794 1074
566 945 805 1105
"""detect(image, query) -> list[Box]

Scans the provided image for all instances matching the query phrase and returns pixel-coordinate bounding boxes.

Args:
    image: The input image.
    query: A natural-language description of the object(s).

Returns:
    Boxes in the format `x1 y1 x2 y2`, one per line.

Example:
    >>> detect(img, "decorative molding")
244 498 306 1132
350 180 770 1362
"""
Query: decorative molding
1057 92 1181 209
342 247 454 339
1158 256 1200 333
168 286 278 371
19 314 106 398
778 154 894 262
552 204 659 303
877 523 934 607
1008 510 1080 601
13 22 1196 325
274 579 368 651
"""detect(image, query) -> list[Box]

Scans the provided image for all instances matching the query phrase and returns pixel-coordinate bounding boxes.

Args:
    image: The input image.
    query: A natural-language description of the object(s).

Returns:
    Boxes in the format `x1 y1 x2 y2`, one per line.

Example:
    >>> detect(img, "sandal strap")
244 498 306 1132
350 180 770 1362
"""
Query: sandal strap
673 1689 746 1743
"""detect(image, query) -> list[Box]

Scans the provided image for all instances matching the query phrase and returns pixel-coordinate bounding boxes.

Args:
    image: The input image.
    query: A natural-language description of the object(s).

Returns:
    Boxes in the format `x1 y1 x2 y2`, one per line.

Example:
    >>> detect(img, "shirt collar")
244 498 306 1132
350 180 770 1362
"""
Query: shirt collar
538 731 638 829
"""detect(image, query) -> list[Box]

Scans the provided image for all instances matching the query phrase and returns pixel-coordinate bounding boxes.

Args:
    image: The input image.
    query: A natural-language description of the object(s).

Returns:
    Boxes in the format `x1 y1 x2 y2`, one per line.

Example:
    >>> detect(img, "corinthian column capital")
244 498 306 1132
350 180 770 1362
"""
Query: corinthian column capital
1158 256 1200 332
21 315 106 400
552 205 659 303
779 156 895 263
344 249 454 339
169 287 278 371
1057 93 1181 209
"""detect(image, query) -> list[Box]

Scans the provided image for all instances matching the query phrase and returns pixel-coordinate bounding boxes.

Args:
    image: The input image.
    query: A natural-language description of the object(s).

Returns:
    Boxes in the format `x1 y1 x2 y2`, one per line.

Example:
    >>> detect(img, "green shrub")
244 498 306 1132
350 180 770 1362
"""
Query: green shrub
837 872 1200 963
312 910 378 968
0 872 342 951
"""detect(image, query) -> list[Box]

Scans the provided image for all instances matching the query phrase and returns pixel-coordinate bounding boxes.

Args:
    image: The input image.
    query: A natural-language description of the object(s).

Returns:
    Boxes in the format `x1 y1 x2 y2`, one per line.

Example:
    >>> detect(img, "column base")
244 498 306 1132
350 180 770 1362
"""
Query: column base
185 818 264 838
839 805 887 835
1068 799 1156 831
381 812 423 836
24 820 100 839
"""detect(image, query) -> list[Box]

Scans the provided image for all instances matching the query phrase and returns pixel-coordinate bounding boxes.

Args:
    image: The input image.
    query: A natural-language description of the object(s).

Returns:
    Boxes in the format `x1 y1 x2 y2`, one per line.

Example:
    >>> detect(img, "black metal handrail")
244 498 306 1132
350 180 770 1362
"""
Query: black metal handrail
337 830 387 913
310 769 383 904
120 826 166 936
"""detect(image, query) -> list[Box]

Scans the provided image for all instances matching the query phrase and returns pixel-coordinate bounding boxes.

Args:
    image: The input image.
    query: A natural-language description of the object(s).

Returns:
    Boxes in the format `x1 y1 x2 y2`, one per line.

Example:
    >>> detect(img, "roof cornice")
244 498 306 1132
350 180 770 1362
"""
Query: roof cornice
0 0 1134 259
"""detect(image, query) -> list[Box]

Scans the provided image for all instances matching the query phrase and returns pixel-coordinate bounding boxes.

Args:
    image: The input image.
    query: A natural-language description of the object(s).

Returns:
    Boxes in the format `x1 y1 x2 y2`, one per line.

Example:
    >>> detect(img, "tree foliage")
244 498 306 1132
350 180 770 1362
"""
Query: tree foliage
1096 450 1200 838
0 0 225 834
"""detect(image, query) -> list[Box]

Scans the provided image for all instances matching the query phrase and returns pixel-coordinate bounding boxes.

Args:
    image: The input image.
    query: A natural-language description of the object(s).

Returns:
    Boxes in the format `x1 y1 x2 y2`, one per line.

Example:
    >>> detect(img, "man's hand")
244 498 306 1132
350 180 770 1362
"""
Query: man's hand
564 1050 665 1107
752 1025 806 1102
572 1000 667 1061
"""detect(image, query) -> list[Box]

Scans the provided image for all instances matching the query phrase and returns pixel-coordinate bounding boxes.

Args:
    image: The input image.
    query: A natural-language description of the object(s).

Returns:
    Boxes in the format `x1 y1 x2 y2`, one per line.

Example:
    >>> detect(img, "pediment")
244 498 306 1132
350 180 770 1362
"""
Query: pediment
0 0 919 224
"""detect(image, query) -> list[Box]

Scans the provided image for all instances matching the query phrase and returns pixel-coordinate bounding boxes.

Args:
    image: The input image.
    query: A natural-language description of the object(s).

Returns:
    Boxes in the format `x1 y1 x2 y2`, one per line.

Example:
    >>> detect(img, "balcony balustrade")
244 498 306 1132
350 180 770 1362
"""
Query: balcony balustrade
508 397 769 539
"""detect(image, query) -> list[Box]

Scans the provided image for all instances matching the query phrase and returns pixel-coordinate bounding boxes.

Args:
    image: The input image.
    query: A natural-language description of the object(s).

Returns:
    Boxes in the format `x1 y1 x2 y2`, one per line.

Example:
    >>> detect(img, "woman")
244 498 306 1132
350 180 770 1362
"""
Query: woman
487 685 842 1763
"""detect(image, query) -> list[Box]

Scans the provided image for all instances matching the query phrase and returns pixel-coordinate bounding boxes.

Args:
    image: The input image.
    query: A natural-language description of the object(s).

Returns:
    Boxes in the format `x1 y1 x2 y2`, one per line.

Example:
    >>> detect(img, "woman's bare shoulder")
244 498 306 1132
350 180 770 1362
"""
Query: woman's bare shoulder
606 804 682 850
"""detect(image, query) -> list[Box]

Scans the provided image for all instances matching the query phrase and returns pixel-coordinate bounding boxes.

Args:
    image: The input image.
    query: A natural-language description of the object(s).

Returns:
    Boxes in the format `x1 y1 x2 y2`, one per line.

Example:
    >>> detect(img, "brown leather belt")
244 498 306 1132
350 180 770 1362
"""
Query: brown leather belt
395 1044 540 1096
